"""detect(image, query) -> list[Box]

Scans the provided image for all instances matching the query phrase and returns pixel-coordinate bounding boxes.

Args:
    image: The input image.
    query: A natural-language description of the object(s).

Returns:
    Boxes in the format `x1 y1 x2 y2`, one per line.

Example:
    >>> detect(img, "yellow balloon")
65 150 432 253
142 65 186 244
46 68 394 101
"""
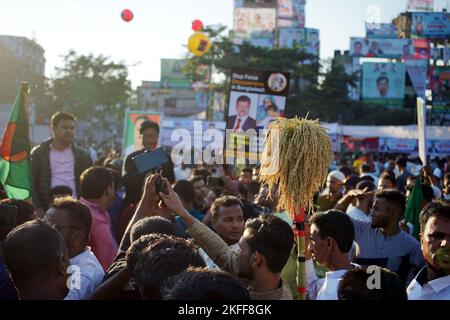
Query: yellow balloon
188 32 211 57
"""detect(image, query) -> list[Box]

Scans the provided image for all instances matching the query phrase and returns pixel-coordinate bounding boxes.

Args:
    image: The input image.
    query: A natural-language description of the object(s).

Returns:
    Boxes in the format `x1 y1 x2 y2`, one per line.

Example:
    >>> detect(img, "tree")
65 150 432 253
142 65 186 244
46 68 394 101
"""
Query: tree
182 25 418 125
49 51 131 121
183 25 320 119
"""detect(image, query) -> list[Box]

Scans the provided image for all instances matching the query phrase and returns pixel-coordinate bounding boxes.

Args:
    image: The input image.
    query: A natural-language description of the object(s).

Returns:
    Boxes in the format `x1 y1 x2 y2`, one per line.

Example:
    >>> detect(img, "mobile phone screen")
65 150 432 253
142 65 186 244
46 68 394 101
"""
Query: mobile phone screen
133 148 170 174
207 176 224 188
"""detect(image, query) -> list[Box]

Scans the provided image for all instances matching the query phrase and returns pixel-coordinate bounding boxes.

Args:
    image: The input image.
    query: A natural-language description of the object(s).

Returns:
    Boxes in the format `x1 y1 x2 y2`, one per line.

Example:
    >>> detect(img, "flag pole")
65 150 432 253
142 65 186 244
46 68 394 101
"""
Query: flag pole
293 207 307 300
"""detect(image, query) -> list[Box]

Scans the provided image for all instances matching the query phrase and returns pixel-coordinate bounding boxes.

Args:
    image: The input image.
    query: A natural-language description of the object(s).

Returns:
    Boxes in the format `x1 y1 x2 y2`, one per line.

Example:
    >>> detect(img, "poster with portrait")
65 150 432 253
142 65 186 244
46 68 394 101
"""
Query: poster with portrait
429 66 450 109
233 8 276 39
278 27 305 48
407 0 434 12
277 0 306 28
406 59 428 100
429 140 450 156
378 138 418 154
350 37 414 59
305 28 320 56
365 23 397 39
226 68 290 163
122 111 163 157
362 62 406 106
160 59 191 89
412 39 430 60
411 12 450 39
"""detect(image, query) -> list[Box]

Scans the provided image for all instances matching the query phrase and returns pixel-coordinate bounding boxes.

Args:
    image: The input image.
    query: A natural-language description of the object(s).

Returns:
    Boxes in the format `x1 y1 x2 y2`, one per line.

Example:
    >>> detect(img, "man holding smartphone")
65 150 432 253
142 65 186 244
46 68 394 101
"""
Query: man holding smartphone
122 121 175 207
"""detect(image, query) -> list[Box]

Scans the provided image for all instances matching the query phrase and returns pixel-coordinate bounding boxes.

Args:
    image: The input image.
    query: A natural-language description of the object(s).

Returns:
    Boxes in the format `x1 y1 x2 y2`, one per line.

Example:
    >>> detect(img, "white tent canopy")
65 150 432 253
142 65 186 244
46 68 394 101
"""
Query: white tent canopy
325 124 450 141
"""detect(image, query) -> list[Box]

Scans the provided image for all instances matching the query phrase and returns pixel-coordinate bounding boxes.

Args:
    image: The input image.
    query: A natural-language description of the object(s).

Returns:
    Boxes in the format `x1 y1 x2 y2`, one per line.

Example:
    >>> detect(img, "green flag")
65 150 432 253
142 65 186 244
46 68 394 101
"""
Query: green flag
404 176 424 239
0 83 32 200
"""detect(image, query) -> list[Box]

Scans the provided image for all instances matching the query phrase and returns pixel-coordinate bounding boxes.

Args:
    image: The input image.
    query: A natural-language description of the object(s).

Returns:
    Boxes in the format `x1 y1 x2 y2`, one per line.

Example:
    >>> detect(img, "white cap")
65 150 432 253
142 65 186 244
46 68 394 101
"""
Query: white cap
432 186 442 200
433 168 443 179
328 170 346 183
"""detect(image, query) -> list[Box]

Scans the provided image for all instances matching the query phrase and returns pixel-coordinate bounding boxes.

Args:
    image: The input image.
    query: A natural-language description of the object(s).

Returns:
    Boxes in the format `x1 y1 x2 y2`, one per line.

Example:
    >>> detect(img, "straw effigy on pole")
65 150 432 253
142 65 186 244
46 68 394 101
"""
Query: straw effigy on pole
259 117 333 300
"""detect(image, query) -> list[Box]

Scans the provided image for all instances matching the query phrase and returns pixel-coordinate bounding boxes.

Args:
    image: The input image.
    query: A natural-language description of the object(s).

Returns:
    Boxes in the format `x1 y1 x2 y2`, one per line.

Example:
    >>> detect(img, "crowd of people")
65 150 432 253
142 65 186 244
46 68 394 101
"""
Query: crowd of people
0 111 449 301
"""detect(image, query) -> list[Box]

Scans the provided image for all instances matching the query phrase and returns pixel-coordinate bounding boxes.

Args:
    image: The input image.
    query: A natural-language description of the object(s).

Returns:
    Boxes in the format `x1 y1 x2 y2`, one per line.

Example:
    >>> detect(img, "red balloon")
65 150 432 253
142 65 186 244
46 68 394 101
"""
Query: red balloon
192 19 204 31
121 9 133 22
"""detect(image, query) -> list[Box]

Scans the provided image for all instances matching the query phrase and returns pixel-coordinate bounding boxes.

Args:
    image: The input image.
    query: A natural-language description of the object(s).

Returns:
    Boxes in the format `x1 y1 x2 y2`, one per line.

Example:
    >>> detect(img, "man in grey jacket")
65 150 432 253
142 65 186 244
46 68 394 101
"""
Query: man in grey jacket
31 112 92 217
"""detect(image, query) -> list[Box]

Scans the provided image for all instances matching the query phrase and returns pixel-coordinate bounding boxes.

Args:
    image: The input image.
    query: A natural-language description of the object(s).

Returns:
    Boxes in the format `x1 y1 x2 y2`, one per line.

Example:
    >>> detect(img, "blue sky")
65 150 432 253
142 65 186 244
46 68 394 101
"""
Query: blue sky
0 0 448 88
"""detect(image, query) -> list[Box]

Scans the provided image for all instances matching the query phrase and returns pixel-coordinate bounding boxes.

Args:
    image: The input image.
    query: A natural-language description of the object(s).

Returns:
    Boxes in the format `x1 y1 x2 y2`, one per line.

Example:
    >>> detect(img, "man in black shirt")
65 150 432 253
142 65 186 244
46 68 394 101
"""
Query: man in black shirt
122 121 175 206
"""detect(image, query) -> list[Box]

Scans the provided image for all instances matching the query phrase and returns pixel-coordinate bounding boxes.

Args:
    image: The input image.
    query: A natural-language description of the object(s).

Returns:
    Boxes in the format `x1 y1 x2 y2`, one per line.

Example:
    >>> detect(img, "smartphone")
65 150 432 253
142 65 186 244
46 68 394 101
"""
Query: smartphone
133 148 170 174
0 204 17 239
207 176 224 188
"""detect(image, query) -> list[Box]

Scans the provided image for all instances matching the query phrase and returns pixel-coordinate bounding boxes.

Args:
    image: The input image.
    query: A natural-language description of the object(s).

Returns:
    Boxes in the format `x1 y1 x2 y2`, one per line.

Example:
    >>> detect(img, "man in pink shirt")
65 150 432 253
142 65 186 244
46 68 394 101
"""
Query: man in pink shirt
80 166 118 272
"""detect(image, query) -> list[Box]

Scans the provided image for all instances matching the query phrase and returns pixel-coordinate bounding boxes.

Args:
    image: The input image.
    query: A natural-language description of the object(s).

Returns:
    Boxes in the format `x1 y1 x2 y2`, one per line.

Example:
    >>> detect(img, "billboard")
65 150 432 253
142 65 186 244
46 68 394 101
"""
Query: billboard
350 37 414 59
407 0 434 12
379 138 418 153
411 12 450 39
412 39 430 60
430 47 450 62
234 8 276 38
122 111 163 157
277 0 306 28
233 7 276 48
278 27 305 48
365 23 397 38
429 66 450 109
305 28 320 56
160 59 191 89
406 59 428 100
362 62 406 105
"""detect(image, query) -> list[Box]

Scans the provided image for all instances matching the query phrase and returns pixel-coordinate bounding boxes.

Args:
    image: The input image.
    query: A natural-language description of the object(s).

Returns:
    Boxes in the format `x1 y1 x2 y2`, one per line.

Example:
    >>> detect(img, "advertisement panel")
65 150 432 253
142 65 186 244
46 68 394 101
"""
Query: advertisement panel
350 37 414 59
362 62 406 105
366 23 397 38
277 0 306 28
411 12 450 39
407 0 434 12
278 27 305 48
379 138 418 153
160 59 191 89
234 8 277 39
429 66 450 110
305 28 320 56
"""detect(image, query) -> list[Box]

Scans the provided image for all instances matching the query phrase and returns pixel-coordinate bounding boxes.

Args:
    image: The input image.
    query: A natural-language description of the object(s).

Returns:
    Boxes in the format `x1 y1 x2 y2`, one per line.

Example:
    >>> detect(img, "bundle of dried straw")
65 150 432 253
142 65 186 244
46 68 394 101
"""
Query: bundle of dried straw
260 116 334 215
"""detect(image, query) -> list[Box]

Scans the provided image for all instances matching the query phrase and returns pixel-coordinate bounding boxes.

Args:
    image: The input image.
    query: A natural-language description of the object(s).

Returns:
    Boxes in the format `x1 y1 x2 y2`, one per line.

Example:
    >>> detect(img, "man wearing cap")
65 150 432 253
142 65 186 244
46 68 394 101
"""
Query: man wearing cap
317 171 345 212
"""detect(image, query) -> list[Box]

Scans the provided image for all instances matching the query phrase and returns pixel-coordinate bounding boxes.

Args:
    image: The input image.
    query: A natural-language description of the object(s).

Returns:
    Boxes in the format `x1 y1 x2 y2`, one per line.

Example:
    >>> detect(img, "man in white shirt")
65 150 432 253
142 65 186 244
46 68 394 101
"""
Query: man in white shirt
306 210 359 300
44 197 104 300
407 201 450 300
335 180 375 223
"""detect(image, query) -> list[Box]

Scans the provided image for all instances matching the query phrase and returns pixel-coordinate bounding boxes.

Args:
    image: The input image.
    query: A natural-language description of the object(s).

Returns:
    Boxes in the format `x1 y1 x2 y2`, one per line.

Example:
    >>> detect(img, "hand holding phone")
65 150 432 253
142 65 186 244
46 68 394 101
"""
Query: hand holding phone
207 176 224 188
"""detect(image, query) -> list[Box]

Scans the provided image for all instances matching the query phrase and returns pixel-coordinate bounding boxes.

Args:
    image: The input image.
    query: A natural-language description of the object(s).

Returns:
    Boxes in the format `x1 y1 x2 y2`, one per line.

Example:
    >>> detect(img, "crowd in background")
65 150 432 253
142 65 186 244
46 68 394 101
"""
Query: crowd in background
0 111 449 301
